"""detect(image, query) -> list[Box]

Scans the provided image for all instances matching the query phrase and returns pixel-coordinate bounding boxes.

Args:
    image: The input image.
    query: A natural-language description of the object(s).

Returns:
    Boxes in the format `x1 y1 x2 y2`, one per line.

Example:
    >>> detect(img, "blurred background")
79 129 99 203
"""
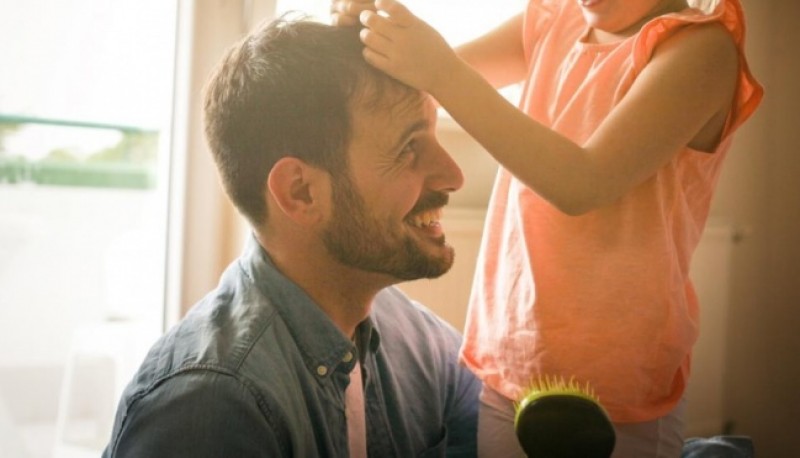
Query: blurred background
0 1 797 457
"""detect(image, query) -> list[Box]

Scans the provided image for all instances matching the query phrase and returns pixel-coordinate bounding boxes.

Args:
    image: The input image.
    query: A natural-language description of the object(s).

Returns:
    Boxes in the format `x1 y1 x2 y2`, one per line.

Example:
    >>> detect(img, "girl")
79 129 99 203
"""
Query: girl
333 0 762 455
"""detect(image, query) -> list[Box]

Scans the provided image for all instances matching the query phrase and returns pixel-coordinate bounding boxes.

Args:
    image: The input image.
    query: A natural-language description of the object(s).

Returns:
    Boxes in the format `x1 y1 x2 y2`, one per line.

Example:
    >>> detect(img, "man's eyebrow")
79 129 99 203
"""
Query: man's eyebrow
390 119 430 153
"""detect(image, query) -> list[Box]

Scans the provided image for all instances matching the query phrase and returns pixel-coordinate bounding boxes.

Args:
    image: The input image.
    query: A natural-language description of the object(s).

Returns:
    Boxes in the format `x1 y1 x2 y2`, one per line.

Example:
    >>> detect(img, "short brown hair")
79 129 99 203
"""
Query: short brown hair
203 17 412 226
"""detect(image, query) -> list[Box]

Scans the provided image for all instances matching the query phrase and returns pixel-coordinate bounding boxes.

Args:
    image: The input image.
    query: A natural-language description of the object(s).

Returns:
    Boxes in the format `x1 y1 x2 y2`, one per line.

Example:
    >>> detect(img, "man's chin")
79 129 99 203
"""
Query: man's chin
431 244 456 275
402 245 455 281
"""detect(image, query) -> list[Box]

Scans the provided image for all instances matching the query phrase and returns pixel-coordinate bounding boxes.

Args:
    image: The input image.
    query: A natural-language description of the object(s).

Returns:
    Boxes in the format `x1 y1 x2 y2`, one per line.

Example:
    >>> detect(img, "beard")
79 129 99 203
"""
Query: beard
321 175 454 281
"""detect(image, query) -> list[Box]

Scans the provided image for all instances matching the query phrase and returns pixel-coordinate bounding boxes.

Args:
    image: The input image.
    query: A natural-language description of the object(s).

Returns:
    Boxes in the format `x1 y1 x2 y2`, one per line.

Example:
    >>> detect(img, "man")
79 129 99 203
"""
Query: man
102 17 480 458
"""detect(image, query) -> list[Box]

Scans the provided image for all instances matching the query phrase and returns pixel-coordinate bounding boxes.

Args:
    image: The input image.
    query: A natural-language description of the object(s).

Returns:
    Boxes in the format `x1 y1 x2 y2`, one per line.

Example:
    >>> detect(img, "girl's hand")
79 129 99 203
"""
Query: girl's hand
330 0 376 27
358 0 461 95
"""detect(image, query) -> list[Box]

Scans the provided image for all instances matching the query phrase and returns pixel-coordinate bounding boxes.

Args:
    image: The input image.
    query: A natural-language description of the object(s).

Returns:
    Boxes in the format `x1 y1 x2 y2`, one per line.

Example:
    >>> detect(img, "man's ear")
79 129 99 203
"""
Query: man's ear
266 157 330 225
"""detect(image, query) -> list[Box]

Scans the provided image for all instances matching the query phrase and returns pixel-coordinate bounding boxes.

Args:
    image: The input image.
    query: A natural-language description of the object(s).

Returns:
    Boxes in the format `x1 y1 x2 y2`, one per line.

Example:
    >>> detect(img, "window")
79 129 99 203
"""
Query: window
0 1 177 456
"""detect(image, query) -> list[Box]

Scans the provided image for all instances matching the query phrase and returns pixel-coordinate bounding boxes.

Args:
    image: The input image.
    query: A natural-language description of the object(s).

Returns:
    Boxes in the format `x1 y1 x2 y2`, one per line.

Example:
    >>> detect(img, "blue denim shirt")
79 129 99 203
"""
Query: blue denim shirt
103 235 480 457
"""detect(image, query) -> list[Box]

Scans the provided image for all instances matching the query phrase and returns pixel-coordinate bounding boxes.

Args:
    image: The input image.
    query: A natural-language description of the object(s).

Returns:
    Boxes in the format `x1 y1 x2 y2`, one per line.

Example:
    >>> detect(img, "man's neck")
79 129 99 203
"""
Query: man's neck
257 233 388 338
303 266 381 338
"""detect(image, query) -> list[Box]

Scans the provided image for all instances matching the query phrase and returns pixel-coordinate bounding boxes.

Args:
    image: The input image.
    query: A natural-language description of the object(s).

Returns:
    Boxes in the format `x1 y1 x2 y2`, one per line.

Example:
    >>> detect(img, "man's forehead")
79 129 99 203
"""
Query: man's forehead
350 93 432 152
355 84 430 118
353 87 434 133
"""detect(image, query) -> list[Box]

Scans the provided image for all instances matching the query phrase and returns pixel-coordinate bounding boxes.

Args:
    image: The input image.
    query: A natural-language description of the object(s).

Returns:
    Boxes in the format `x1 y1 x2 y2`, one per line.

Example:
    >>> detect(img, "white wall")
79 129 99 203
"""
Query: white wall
719 2 800 456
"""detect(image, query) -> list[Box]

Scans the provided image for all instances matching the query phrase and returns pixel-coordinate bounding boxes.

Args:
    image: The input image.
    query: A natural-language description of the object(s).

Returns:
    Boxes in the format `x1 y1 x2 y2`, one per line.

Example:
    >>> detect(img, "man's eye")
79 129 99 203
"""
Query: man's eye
400 140 418 157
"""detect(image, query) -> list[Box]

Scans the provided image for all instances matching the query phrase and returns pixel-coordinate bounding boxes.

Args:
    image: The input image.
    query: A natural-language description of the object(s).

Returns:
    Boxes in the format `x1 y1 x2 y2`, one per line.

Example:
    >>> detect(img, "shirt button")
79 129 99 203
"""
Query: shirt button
342 352 354 363
316 365 328 376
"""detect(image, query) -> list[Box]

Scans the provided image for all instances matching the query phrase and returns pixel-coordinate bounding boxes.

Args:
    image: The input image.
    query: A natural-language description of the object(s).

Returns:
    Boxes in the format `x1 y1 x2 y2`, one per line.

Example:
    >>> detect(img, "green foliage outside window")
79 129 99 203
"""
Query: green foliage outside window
0 116 159 189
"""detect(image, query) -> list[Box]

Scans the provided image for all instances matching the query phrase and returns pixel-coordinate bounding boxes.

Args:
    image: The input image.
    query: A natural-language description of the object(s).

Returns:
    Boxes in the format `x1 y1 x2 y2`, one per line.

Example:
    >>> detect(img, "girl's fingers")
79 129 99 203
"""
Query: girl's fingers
331 13 359 27
359 26 393 58
330 1 376 26
374 0 414 27
362 46 389 70
359 10 393 36
343 0 377 15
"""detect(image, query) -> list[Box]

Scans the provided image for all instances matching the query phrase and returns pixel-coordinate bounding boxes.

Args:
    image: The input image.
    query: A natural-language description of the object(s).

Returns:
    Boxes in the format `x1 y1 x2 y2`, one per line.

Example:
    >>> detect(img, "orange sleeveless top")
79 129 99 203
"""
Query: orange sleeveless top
460 0 763 422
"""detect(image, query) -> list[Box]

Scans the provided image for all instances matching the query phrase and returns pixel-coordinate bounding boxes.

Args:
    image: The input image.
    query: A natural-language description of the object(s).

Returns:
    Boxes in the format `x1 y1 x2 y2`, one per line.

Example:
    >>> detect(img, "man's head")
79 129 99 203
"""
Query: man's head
205 18 394 226
204 18 463 281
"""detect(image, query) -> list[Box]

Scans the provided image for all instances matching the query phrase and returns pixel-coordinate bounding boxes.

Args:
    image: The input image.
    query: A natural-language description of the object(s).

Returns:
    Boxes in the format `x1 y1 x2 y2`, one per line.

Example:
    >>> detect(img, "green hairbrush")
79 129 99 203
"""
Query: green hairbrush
514 376 616 458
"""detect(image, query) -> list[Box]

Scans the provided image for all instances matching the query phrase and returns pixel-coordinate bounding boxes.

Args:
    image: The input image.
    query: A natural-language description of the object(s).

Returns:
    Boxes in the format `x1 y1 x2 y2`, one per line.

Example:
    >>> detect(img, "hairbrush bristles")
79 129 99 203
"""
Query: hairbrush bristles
514 375 615 457
515 375 600 417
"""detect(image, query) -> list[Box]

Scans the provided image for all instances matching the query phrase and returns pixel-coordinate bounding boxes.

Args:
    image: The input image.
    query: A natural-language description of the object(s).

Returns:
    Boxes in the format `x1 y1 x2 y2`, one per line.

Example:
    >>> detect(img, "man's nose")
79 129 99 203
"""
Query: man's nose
425 143 464 193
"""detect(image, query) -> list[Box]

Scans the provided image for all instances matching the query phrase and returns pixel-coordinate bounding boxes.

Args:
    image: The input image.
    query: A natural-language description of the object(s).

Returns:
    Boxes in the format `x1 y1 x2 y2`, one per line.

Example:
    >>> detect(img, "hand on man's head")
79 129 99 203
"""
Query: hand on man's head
330 0 376 27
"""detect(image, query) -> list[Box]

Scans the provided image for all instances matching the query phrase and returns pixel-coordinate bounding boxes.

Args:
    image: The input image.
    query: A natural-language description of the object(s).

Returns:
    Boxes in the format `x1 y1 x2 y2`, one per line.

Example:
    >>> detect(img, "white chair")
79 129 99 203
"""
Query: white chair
52 320 161 458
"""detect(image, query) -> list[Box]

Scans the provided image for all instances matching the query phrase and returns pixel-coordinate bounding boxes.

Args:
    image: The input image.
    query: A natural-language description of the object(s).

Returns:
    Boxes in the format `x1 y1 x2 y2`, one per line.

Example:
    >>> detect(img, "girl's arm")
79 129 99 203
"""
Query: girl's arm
455 13 527 90
360 0 739 215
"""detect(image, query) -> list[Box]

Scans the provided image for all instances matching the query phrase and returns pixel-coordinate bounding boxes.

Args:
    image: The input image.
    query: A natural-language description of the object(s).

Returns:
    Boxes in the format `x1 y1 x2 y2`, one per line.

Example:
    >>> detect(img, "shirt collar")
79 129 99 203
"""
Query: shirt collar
239 233 380 378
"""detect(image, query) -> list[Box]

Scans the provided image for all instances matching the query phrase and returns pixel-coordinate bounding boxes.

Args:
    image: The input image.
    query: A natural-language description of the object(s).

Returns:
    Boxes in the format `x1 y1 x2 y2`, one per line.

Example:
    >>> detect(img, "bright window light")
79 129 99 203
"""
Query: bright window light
276 1 526 47
274 1 527 110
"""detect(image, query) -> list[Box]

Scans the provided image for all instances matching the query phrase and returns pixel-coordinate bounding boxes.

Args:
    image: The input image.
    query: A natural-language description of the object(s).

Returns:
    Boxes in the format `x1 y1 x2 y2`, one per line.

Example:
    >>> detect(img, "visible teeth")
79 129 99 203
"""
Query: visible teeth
410 208 442 228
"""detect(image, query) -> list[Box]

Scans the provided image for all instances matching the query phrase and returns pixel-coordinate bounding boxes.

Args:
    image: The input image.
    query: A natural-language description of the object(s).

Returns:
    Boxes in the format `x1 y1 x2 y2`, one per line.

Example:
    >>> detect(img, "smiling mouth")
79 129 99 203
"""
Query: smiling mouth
408 208 443 228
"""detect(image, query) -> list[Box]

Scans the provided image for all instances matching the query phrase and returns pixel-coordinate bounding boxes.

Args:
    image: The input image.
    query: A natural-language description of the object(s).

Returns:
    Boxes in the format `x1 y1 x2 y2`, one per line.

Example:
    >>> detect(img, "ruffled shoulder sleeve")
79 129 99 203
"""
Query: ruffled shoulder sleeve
522 0 558 60
633 0 763 138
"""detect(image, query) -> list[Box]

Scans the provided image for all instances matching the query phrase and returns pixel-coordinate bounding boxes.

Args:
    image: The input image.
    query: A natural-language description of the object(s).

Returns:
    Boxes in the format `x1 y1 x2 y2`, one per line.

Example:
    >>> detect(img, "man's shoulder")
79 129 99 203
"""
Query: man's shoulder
372 286 463 349
122 284 285 400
